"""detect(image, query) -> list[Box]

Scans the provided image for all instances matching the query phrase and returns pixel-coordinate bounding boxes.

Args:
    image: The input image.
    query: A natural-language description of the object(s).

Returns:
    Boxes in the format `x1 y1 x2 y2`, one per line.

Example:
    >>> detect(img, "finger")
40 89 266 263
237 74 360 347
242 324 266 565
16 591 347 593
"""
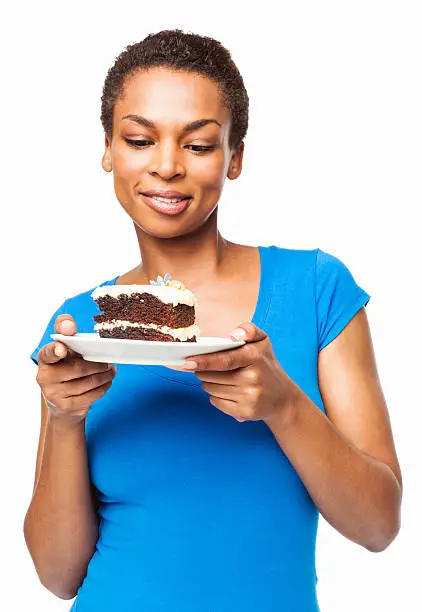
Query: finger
54 314 77 335
38 341 71 365
207 395 247 423
60 366 117 398
54 315 77 353
208 395 238 414
184 324 268 371
38 339 83 365
37 350 114 383
194 371 238 384
185 342 260 372
201 381 238 401
39 314 80 363
229 322 268 343
50 377 115 412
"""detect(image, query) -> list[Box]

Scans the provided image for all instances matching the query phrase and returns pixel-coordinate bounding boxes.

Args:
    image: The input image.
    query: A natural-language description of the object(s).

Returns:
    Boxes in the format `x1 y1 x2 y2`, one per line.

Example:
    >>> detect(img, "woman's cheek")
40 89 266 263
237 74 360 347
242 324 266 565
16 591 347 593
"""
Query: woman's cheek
112 151 148 203
115 148 149 176
192 154 227 190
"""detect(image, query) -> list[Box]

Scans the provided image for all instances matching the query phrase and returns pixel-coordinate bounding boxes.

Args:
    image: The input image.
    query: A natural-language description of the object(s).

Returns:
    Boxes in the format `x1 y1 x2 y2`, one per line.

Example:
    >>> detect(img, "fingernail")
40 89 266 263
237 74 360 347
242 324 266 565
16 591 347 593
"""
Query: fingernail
54 344 65 357
61 320 74 333
183 361 198 370
230 328 246 340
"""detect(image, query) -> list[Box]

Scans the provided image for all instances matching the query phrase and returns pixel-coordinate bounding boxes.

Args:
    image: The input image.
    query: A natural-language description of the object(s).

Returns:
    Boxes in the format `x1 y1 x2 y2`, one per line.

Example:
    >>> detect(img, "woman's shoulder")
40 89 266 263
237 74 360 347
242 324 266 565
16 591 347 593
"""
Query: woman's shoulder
264 244 365 292
262 243 360 272
258 243 318 255
260 243 319 270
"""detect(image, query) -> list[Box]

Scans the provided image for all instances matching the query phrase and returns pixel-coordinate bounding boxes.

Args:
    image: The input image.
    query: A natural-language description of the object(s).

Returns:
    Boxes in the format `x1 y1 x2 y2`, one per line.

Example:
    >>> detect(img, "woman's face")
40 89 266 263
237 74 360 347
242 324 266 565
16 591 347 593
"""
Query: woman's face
104 68 243 238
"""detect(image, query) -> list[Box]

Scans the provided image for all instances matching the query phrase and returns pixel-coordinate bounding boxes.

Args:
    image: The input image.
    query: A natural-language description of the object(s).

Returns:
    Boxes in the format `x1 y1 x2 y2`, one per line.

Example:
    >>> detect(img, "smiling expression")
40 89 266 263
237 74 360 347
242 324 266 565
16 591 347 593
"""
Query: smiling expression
102 68 244 238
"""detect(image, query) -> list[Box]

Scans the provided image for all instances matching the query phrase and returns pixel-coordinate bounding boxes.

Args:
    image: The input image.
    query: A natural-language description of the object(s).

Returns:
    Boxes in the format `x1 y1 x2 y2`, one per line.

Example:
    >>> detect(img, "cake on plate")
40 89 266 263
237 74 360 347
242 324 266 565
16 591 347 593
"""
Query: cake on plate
91 273 200 342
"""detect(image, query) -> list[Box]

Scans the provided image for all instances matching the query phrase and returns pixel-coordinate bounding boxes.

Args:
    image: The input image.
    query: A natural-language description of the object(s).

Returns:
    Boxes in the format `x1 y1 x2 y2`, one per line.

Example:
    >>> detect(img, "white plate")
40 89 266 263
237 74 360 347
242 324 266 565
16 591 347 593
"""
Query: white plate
50 333 245 366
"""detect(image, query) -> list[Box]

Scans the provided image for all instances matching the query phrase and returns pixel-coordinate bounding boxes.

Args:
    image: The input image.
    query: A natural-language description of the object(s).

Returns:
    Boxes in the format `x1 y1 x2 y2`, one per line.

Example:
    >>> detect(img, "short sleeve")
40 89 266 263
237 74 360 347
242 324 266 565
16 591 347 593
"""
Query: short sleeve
30 300 68 365
316 249 371 352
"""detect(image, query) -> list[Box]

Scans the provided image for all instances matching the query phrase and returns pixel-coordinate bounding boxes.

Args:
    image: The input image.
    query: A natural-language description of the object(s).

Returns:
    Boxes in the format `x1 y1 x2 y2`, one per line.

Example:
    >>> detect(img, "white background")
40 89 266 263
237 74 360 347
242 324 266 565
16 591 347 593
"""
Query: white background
1 1 421 610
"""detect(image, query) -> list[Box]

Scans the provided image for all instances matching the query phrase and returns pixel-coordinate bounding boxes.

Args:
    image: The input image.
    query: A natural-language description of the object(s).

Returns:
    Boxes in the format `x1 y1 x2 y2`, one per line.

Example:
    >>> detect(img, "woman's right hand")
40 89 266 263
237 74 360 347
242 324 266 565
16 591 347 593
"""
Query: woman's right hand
36 314 116 424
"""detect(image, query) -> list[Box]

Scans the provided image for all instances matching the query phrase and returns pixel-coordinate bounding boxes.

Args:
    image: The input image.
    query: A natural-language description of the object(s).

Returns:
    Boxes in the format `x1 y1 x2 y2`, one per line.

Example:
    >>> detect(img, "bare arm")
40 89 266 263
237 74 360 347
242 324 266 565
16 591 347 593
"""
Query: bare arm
24 396 99 599
264 307 402 552
24 316 116 599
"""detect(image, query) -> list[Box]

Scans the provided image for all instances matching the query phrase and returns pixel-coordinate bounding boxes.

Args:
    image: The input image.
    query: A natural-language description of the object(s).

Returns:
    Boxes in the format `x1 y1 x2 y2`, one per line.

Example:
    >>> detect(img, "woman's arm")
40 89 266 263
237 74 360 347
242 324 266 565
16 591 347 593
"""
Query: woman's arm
24 317 116 598
264 307 402 552
24 394 99 599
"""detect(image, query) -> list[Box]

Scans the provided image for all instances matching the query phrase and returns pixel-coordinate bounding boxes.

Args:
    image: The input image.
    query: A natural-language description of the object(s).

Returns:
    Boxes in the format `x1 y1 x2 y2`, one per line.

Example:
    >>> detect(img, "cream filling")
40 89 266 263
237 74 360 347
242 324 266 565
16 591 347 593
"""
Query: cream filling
95 319 200 341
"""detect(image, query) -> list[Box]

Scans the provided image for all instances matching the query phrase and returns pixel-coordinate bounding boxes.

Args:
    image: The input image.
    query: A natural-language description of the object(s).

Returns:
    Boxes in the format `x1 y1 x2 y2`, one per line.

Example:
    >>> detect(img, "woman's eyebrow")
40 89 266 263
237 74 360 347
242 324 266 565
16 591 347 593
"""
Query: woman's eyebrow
121 114 221 132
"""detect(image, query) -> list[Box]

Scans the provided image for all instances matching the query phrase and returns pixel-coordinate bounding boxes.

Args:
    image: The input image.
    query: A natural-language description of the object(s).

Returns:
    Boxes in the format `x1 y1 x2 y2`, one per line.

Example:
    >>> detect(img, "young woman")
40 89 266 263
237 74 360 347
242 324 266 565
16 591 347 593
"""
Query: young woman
24 30 402 611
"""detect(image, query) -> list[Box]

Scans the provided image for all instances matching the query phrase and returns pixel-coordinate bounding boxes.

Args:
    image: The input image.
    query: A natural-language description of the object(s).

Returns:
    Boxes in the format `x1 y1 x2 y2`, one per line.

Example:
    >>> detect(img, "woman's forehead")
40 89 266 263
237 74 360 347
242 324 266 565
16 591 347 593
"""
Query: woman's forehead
115 68 229 127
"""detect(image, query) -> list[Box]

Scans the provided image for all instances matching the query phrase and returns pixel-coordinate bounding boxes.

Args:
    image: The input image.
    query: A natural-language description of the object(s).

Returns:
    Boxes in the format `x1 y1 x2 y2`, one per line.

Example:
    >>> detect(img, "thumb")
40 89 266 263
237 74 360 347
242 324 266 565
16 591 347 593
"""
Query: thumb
38 313 80 365
38 339 80 365
54 315 77 336
51 314 78 360
229 322 268 343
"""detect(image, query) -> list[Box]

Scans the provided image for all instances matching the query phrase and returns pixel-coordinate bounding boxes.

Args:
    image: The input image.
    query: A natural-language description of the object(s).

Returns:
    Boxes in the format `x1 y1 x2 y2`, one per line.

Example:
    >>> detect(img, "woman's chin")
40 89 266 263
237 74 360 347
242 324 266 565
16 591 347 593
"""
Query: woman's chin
132 213 206 239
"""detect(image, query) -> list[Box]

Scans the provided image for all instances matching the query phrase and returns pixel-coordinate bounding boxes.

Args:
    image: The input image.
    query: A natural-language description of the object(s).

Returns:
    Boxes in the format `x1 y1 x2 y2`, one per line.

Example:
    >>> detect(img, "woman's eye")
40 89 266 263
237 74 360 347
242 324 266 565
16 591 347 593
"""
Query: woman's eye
124 138 216 154
186 145 217 154
124 139 153 148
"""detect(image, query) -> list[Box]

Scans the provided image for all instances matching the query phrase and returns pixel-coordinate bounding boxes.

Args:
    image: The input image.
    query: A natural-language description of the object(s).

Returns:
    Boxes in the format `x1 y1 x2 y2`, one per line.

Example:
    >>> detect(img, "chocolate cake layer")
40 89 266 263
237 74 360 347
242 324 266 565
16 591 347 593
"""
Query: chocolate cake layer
98 326 197 342
93 293 195 328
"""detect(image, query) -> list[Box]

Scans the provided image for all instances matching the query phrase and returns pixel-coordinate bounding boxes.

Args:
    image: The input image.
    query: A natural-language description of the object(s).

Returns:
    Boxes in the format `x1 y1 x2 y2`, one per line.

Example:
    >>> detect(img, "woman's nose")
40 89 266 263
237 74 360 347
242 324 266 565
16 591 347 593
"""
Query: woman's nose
148 142 185 179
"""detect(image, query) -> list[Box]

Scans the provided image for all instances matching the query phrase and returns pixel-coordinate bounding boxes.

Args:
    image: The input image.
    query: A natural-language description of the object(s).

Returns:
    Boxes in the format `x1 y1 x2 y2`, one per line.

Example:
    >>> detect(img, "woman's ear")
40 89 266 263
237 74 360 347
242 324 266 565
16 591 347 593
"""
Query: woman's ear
227 142 244 180
102 135 112 172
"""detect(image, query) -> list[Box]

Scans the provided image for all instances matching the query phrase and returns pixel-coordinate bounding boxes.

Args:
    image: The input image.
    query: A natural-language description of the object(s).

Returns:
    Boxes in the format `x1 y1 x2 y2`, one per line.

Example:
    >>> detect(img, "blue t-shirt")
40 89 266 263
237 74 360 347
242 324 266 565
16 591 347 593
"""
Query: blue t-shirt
30 245 370 612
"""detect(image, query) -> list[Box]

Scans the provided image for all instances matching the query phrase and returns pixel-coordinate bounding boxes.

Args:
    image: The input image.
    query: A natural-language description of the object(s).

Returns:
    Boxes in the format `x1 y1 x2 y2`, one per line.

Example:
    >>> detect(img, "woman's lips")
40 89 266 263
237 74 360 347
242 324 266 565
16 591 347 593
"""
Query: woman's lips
139 193 191 216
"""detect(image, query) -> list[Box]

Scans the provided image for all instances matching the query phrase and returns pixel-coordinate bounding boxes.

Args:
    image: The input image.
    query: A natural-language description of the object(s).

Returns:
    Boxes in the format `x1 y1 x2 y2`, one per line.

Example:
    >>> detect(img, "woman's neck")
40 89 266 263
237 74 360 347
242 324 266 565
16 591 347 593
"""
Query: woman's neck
132 224 236 290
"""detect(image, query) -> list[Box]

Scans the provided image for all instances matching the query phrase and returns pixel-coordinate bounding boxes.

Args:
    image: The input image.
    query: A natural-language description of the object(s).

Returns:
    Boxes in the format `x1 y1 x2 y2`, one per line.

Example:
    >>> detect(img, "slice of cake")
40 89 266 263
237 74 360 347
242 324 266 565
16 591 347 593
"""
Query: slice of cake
91 273 200 342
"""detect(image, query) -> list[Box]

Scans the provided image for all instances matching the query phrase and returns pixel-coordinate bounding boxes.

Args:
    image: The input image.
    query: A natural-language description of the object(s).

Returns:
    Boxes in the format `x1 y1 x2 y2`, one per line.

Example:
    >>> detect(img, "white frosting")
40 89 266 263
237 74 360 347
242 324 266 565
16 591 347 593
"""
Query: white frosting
91 284 197 307
94 319 200 341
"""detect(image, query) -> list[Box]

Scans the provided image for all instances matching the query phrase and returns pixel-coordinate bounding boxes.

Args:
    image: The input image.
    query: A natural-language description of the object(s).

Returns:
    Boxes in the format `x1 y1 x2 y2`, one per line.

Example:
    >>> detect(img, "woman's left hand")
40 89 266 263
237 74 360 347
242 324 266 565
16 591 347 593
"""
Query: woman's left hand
183 323 300 423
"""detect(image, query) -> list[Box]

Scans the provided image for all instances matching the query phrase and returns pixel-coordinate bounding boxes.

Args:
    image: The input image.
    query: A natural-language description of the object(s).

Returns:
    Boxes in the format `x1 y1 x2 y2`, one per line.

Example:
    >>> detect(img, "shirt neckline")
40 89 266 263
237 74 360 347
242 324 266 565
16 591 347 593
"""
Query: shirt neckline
105 244 274 386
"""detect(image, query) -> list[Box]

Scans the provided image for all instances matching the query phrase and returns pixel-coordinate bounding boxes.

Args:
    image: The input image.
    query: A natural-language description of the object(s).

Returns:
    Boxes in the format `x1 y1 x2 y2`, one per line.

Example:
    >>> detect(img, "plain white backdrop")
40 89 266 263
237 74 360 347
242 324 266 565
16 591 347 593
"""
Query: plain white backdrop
1 1 421 610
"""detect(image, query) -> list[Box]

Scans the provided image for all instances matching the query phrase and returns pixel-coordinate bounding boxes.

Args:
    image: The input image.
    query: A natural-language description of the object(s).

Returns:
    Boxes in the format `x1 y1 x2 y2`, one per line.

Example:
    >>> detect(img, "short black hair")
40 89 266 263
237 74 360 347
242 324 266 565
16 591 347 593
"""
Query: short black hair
100 29 249 152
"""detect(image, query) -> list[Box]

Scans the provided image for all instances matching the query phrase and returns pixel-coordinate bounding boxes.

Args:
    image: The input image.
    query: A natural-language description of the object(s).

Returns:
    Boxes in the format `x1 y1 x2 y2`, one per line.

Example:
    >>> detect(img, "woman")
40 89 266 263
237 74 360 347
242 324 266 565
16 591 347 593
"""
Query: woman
24 30 402 611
